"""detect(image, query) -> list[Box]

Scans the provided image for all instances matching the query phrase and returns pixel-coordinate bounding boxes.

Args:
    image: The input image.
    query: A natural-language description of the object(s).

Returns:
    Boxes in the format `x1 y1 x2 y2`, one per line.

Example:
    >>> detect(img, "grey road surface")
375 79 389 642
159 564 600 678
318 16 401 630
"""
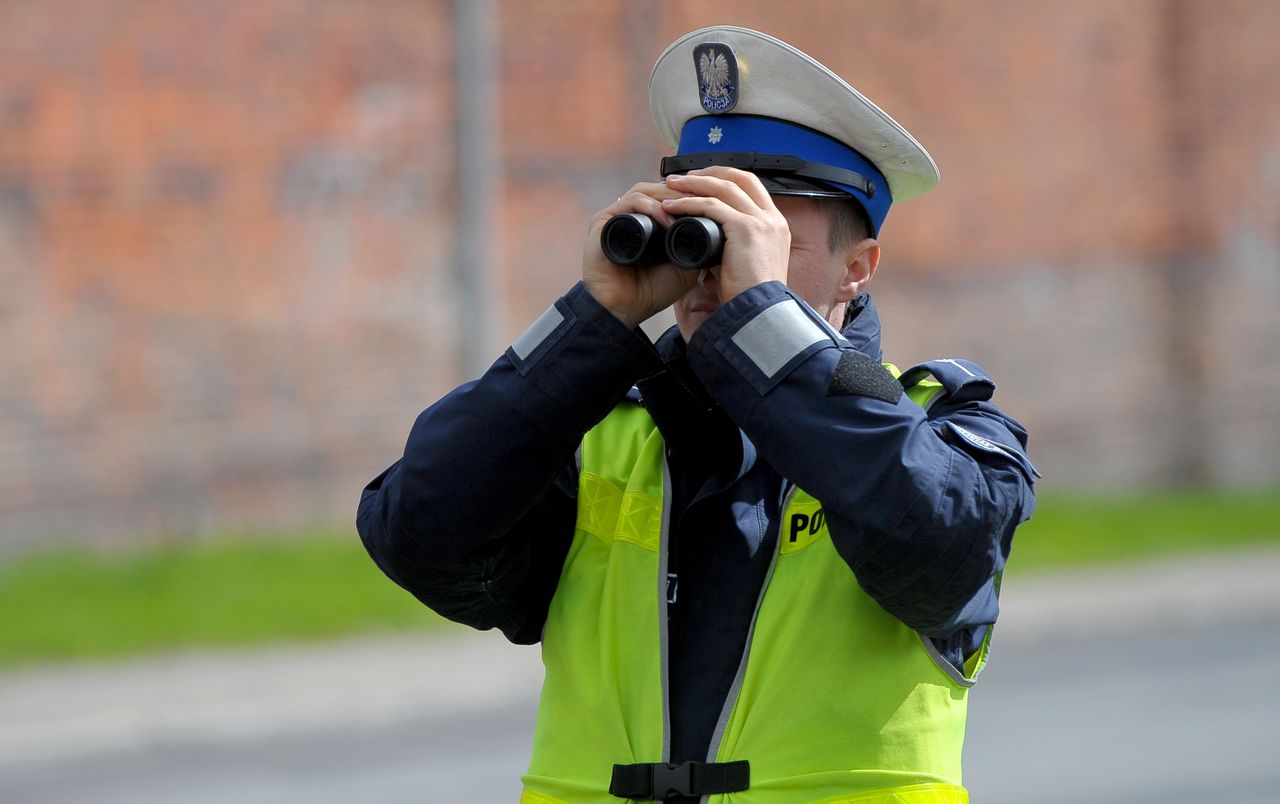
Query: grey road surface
3 550 1279 803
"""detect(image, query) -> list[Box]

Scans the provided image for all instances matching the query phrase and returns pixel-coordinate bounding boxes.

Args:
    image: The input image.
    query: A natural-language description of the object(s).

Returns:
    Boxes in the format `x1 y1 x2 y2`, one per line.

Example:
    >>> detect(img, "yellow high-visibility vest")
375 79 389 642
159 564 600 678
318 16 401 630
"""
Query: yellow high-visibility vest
522 370 987 803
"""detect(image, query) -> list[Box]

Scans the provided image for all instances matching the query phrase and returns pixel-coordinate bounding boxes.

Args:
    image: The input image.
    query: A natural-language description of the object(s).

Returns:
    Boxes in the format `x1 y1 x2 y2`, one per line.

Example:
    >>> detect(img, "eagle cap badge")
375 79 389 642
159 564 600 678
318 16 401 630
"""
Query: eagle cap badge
693 42 738 114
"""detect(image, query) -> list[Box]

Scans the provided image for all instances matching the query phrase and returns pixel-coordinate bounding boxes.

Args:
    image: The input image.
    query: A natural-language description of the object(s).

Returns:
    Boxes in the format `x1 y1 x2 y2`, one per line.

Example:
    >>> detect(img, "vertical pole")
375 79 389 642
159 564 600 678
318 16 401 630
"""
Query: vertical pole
1160 0 1211 486
454 0 501 379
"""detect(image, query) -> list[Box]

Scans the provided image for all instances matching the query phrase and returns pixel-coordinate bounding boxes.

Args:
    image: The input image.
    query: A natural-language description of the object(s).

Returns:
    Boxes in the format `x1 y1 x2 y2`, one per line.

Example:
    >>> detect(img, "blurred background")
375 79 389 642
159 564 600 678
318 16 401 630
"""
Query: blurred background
1 1 1278 802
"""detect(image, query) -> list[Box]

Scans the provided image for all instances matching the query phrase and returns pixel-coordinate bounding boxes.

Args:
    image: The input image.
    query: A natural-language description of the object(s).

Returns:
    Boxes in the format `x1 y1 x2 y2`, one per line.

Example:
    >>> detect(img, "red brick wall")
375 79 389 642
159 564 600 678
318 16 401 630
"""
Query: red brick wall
3 1 1278 550
1 1 460 548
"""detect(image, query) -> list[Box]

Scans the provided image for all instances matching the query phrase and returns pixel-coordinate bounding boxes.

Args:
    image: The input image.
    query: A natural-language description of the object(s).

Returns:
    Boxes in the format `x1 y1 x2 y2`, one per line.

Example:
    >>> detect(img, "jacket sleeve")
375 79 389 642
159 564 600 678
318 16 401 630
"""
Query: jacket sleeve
685 282 1038 639
356 283 661 644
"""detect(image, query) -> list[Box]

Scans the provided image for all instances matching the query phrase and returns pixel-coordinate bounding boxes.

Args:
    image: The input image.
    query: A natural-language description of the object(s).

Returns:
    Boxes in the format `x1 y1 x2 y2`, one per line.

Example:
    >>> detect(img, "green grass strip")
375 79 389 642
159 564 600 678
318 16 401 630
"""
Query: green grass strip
0 530 450 669
1009 489 1280 570
1 491 1278 669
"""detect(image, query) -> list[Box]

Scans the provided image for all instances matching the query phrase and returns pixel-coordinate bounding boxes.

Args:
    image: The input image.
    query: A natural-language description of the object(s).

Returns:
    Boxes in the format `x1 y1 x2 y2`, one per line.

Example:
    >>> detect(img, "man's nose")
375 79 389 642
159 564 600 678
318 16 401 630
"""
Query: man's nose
697 267 720 290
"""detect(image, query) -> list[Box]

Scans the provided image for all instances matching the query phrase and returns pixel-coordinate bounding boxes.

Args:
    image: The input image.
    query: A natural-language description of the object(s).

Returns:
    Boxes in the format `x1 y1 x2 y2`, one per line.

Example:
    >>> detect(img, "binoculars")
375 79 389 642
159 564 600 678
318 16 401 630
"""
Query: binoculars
600 214 725 271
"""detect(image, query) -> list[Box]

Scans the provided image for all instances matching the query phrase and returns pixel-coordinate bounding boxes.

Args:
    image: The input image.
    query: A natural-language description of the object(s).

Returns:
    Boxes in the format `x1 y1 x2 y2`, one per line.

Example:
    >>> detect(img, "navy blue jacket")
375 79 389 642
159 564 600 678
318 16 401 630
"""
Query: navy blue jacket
358 280 1037 767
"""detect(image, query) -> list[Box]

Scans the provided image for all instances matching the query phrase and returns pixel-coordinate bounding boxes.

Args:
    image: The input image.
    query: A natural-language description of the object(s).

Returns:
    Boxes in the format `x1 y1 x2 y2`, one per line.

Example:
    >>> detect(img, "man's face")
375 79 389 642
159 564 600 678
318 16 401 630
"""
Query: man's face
674 195 854 342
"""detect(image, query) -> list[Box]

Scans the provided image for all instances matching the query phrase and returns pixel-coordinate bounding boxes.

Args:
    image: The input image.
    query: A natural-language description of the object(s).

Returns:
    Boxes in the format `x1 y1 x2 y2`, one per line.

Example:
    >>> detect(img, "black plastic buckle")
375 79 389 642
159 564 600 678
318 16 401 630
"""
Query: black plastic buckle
650 761 695 799
610 759 749 800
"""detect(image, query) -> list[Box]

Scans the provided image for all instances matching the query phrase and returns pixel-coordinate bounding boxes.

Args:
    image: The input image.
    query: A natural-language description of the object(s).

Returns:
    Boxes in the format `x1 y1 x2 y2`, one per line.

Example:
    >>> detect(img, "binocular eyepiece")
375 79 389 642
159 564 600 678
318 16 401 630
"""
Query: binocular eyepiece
600 214 724 271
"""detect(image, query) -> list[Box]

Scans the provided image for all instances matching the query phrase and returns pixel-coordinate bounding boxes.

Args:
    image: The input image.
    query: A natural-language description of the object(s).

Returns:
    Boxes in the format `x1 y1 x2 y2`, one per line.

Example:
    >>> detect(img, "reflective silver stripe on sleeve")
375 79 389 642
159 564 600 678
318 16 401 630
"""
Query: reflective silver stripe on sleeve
511 304 565 361
812 309 851 347
730 299 829 378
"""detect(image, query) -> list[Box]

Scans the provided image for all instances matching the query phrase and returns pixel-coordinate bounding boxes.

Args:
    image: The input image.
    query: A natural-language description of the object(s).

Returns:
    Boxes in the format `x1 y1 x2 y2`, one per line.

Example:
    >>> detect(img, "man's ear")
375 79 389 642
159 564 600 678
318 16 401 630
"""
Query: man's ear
836 238 881 302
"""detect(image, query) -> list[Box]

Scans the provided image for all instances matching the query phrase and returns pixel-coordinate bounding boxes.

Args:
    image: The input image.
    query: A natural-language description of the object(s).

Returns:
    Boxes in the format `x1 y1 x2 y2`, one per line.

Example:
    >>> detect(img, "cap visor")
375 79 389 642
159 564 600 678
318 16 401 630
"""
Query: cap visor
756 173 849 198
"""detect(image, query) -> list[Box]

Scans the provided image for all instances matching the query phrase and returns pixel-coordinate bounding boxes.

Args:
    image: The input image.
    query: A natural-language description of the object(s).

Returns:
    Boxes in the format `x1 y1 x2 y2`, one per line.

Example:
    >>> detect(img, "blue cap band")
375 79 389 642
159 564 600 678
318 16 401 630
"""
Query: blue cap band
677 115 892 235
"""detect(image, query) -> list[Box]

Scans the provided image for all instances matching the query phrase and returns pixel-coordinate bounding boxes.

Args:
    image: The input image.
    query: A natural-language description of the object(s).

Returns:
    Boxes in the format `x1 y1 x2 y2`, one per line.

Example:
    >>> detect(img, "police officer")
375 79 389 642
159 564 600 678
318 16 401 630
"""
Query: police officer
358 26 1037 804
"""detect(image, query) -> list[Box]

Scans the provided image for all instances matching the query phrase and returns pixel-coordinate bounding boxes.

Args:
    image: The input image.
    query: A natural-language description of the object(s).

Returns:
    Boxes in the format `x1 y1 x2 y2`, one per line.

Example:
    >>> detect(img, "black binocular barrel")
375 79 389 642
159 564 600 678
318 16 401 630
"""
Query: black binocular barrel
665 217 723 271
600 213 666 267
599 213 724 270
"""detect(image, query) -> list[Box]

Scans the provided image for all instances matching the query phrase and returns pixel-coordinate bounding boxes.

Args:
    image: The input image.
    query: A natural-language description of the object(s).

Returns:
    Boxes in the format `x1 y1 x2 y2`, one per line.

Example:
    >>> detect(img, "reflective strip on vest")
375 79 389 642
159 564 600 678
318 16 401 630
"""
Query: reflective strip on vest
522 369 975 804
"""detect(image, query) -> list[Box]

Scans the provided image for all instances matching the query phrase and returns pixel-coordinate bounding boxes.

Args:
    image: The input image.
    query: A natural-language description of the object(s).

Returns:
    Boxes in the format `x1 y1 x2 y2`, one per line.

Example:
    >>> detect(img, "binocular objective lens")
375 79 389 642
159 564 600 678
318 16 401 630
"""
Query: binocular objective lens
667 217 723 270
600 214 656 266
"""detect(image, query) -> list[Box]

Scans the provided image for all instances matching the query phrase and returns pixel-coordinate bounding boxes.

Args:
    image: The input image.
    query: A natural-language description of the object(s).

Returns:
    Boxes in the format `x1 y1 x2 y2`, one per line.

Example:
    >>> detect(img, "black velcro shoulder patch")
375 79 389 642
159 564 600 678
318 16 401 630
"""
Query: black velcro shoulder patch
826 350 903 404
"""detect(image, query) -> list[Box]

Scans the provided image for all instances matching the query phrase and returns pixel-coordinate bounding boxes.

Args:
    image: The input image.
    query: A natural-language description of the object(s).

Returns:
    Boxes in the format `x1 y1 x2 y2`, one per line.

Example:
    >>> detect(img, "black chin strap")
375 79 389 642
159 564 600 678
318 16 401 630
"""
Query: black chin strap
660 151 875 198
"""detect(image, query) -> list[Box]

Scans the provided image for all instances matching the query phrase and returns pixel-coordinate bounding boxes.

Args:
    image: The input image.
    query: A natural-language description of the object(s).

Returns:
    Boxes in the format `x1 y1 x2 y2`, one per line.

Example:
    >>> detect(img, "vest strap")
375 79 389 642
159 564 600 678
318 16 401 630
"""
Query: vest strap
609 760 750 800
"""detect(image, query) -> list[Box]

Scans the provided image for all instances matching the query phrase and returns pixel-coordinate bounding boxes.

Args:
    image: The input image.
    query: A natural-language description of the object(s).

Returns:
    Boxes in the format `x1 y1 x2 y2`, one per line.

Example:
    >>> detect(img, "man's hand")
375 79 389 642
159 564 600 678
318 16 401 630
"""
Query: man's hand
583 182 700 329
660 167 791 302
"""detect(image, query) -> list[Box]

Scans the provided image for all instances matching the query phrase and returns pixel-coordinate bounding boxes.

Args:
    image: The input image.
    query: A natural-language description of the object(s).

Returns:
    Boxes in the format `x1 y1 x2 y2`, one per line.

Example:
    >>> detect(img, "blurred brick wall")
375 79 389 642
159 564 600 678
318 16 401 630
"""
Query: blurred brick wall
0 0 459 549
2 1 1278 551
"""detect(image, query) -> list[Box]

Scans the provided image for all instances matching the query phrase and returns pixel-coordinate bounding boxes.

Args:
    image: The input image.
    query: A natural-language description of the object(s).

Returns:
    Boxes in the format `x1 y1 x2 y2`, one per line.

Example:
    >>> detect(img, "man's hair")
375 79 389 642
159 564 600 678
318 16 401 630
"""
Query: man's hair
826 199 872 253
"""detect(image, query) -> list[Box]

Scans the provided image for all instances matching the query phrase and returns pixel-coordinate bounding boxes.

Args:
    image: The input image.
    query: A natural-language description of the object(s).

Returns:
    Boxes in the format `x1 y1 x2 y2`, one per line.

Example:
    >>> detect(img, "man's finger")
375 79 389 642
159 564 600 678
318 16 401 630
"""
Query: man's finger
665 172 761 215
659 193 749 227
598 190 680 229
684 166 778 212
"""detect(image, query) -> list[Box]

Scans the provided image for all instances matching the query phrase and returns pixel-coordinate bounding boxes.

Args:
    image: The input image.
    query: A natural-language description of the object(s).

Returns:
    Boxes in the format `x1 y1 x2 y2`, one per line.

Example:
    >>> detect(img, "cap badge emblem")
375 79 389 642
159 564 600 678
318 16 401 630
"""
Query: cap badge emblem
708 126 723 144
694 43 738 114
